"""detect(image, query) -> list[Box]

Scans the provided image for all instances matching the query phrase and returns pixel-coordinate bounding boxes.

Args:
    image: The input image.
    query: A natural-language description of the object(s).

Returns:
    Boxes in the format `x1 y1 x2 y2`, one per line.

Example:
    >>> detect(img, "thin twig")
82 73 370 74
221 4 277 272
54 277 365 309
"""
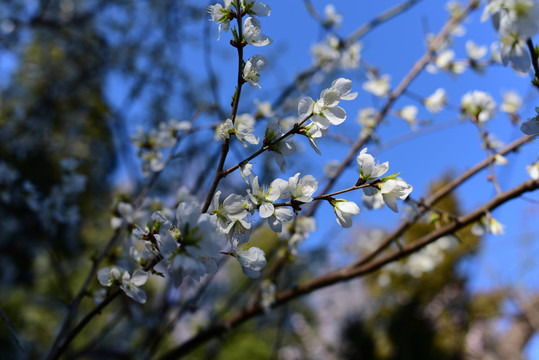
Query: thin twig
202 0 247 213
53 290 122 358
222 114 313 177
0 306 24 353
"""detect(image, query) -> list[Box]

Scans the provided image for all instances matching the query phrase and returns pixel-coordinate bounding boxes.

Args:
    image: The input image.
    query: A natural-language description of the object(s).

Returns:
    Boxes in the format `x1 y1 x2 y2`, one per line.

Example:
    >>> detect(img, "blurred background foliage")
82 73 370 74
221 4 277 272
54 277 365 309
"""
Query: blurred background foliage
0 0 537 359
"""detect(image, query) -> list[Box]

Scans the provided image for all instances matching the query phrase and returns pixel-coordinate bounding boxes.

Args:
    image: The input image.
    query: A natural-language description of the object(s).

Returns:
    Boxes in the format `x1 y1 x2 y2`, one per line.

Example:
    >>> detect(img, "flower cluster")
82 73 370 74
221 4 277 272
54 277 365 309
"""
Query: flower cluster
216 114 259 147
0 158 87 235
299 78 357 154
357 148 413 213
311 35 362 72
98 267 148 304
131 119 191 176
471 213 505 236
482 0 539 72
460 90 496 122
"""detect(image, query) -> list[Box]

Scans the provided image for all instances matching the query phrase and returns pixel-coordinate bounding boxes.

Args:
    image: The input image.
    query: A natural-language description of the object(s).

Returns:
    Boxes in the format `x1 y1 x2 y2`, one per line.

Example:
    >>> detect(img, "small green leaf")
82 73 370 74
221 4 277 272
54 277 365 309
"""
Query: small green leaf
379 172 400 182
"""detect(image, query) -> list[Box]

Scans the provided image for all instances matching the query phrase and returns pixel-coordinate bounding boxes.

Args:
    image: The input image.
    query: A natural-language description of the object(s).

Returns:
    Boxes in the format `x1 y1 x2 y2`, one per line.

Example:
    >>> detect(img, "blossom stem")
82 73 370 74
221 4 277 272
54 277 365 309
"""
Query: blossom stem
221 113 314 177
273 182 371 208
202 0 246 213
52 289 122 359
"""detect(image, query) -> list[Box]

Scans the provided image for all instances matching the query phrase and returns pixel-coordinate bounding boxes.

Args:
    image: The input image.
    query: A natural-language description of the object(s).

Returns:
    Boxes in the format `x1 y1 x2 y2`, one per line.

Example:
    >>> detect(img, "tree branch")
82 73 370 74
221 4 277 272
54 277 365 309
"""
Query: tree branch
159 177 537 360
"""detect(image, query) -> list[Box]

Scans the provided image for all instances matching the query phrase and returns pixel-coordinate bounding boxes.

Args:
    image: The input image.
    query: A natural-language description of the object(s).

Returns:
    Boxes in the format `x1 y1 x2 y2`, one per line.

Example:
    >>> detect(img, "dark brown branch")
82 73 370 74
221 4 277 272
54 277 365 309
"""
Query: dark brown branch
53 289 122 359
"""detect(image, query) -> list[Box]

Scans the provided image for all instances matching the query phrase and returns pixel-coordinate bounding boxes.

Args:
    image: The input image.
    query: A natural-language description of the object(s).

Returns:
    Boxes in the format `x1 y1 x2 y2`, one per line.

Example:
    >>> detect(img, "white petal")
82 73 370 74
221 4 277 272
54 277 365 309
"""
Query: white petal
298 97 314 118
259 202 274 218
338 201 360 215
382 193 399 212
131 269 149 286
251 2 271 17
324 106 346 125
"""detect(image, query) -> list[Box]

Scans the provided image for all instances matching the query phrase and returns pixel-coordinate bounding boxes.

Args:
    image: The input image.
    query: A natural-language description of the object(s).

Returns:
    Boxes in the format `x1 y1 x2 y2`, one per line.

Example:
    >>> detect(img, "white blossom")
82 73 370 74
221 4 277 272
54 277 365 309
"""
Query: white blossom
362 190 385 210
216 119 234 140
97 266 123 287
155 202 226 286
233 241 267 278
526 159 539 179
279 216 316 255
208 1 233 40
500 34 530 72
255 99 274 118
211 191 250 234
399 105 418 130
243 54 267 89
461 90 496 122
431 49 467 74
471 214 504 236
330 78 358 101
363 73 391 97
248 176 288 218
425 88 447 113
380 179 413 213
288 173 317 203
303 122 328 155
332 200 360 228
483 0 539 71
501 91 522 114
240 162 254 184
313 89 346 128
466 40 488 60
242 0 271 17
244 17 272 47
311 35 362 71
323 4 342 28
357 148 389 182
268 206 294 233
236 122 259 147
120 269 148 304
357 107 377 128
494 154 508 165
111 201 134 229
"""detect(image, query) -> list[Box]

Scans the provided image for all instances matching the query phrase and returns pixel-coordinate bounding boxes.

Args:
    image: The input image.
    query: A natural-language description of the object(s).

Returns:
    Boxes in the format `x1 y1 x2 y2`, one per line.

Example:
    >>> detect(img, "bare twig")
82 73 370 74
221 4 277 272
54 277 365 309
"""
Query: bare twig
0 306 24 353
